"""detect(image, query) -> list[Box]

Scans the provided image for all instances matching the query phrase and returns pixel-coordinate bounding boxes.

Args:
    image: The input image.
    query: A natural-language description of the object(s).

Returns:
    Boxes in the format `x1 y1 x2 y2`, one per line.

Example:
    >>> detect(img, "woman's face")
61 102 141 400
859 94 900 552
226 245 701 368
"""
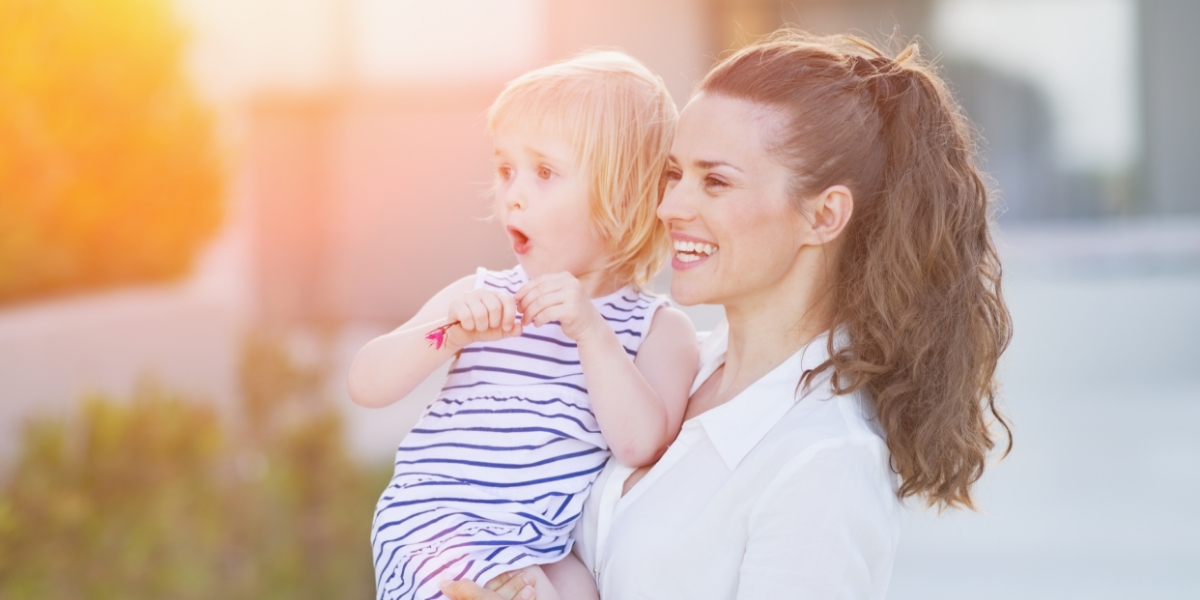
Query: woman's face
659 93 811 308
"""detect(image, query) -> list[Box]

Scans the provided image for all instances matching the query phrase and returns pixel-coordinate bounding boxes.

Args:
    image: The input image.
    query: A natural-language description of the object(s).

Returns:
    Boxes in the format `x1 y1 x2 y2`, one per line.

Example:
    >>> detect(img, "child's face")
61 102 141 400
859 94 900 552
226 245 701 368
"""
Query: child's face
493 130 611 281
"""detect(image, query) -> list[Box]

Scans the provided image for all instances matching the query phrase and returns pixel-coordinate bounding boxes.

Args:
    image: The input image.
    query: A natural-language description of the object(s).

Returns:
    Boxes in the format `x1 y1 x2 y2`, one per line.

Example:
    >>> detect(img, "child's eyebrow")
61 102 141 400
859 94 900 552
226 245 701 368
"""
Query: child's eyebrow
525 148 567 163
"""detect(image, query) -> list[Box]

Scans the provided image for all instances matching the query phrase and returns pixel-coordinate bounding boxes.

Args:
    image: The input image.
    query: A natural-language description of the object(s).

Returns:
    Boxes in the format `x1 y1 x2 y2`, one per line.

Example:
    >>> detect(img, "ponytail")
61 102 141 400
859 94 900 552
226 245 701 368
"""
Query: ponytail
701 31 1012 509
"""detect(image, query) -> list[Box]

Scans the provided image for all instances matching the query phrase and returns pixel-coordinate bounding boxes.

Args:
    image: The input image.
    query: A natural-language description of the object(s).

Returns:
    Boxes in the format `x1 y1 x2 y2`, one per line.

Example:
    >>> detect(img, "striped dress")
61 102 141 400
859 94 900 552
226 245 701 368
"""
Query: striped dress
372 265 667 600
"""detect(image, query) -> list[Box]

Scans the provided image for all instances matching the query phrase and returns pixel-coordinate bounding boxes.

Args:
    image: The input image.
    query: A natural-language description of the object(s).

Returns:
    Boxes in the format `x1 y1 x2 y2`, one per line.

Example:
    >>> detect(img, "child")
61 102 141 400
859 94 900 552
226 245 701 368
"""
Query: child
348 51 698 600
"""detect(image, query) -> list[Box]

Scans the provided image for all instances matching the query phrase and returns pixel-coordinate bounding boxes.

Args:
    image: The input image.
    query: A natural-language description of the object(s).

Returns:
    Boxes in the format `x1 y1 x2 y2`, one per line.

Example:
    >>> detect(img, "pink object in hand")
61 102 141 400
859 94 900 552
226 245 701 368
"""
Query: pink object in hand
425 323 455 350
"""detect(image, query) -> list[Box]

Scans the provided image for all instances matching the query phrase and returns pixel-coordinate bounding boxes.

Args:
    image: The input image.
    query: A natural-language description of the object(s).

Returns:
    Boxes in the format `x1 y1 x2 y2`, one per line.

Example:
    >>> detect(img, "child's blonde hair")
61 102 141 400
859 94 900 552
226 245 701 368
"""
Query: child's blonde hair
488 50 677 289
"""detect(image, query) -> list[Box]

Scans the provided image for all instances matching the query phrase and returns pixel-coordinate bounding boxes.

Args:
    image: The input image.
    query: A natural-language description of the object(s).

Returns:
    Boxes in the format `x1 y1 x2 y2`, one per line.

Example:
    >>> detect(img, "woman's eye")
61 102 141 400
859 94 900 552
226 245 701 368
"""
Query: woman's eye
704 176 729 190
664 168 682 183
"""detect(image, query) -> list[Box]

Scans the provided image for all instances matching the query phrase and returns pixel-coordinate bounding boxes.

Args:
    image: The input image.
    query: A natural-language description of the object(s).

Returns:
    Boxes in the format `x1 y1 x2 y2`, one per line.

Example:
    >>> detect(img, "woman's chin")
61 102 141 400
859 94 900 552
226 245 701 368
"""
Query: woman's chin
668 277 713 307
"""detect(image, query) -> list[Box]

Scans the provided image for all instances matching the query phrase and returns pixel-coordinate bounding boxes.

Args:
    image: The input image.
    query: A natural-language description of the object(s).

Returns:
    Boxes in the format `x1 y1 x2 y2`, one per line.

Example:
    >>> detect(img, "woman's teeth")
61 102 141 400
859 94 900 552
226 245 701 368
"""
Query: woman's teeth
674 240 717 262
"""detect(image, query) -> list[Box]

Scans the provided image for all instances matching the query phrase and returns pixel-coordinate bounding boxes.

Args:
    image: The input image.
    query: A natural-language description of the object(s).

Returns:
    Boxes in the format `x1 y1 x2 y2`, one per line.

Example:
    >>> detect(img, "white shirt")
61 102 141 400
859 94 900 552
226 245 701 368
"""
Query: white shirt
573 321 901 599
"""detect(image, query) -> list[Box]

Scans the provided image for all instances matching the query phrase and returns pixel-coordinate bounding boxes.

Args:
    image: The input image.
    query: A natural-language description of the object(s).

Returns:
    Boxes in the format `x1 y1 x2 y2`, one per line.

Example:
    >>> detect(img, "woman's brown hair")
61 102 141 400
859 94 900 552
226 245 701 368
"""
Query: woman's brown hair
700 31 1012 509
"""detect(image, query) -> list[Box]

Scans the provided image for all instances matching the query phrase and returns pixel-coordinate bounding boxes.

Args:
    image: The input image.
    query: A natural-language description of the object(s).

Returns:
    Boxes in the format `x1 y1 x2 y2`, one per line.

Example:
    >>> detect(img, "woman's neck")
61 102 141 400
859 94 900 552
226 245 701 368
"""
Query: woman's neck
716 275 833 406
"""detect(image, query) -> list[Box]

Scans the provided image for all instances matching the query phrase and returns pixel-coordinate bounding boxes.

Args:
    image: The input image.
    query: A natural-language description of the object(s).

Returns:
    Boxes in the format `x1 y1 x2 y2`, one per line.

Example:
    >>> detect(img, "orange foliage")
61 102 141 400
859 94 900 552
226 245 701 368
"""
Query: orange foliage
0 0 222 304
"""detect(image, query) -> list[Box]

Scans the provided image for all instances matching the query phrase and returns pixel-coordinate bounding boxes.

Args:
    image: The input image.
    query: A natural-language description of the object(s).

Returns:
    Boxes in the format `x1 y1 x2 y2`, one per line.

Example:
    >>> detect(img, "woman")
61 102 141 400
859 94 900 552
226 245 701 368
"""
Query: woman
444 31 1011 600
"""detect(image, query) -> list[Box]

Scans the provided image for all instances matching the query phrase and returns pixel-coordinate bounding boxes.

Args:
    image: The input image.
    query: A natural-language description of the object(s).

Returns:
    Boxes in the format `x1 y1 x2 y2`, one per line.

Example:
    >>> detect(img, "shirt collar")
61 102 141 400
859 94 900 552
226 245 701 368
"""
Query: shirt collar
694 321 843 470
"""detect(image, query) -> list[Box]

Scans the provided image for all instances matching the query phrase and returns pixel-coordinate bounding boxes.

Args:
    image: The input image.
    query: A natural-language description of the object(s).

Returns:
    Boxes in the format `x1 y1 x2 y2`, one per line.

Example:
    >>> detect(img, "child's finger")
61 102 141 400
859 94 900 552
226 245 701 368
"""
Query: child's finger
515 277 558 308
467 297 490 333
524 292 566 327
500 294 518 331
450 302 474 331
532 304 564 328
481 292 504 331
513 281 534 307
519 293 544 326
523 288 564 324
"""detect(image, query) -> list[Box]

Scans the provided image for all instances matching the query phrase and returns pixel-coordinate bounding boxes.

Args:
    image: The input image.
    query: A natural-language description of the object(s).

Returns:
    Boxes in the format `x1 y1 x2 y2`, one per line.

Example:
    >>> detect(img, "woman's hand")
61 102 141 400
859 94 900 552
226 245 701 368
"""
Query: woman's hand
515 273 605 342
446 289 523 349
439 569 537 600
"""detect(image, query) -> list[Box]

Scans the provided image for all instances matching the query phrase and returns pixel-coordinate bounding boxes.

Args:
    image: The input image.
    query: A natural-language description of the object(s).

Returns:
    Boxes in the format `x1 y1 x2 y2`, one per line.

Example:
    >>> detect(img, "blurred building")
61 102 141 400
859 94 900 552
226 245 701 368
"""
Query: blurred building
235 0 1198 327
1142 0 1200 216
4 0 1199 452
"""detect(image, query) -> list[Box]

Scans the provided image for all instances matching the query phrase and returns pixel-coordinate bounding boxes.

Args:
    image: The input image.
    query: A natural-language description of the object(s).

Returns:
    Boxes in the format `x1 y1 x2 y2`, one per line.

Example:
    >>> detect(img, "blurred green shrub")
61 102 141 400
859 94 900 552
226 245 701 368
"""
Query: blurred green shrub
0 334 391 599
0 0 223 305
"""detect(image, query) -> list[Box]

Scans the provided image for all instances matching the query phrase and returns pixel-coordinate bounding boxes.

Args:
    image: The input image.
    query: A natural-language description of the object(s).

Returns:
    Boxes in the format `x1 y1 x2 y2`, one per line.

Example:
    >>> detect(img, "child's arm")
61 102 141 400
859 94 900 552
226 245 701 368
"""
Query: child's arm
347 274 523 408
517 274 698 467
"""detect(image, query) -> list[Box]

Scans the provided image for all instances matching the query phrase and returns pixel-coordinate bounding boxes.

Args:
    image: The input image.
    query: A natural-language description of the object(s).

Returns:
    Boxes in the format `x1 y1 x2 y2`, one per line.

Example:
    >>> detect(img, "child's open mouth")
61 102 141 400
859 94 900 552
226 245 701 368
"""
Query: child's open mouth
508 226 531 255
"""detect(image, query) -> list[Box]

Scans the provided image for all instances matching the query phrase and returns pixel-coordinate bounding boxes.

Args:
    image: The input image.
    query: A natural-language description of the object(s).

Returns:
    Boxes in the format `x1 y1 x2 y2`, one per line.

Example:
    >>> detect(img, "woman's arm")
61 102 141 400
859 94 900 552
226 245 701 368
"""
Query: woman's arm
737 438 901 599
347 274 522 408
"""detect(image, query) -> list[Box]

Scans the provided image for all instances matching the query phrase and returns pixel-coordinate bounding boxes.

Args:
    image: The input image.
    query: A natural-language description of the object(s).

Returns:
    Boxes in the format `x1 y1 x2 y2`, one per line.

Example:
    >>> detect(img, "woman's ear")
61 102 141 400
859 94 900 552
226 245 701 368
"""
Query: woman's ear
807 184 854 245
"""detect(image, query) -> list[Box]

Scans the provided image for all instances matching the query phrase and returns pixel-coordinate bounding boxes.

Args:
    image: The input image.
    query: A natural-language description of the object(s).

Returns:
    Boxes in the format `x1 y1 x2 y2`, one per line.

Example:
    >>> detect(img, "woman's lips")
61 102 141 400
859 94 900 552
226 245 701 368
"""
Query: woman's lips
508 226 531 255
671 236 717 270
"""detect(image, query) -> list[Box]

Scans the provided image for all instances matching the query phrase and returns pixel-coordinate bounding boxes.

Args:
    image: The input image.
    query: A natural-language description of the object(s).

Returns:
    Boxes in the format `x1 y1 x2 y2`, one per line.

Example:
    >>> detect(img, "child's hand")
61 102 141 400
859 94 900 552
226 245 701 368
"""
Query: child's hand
446 289 522 348
515 273 605 342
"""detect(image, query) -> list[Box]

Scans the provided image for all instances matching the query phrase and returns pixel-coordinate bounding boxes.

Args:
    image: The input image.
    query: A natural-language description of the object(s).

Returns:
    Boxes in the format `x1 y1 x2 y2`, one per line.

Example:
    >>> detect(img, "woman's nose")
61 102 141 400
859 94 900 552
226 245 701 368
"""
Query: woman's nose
657 181 694 223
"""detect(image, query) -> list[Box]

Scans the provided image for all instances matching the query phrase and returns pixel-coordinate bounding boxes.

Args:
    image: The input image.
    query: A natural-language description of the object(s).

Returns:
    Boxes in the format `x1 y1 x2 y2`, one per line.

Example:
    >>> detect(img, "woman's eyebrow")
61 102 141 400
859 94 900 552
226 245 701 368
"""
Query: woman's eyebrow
695 159 743 173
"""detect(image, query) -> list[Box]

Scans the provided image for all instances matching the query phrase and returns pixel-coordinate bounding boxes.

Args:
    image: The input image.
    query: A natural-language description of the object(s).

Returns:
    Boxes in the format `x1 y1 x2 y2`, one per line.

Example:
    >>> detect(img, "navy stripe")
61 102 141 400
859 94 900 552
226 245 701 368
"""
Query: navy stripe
396 446 604 469
390 462 605 489
552 494 574 519
517 332 577 348
434 395 591 413
613 328 642 337
396 437 568 453
602 313 645 323
602 301 651 313
449 365 583 380
378 490 571 514
441 378 589 395
489 272 524 285
408 425 585 439
373 507 440 543
459 346 580 365
514 509 583 528
424 408 600 433
488 282 520 294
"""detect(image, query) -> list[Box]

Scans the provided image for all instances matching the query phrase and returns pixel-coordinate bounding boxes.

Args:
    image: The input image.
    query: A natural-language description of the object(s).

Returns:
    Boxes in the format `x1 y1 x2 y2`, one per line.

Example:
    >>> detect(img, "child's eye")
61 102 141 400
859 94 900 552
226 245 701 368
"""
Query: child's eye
536 166 554 180
497 165 513 180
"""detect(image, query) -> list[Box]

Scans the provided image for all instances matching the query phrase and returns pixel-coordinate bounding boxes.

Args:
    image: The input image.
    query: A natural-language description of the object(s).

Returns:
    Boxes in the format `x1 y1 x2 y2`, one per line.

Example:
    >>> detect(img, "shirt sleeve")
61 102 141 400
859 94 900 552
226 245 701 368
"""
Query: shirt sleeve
737 437 901 600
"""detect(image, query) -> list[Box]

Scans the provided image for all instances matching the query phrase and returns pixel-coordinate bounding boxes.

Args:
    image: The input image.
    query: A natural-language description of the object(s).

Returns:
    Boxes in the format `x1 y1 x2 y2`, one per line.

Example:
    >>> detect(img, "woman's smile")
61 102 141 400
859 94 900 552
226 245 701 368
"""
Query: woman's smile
670 233 718 269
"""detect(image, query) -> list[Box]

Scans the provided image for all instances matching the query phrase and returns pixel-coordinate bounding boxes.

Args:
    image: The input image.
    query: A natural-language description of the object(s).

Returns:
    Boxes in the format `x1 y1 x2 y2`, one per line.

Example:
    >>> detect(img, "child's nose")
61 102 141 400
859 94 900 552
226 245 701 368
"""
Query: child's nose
503 180 526 210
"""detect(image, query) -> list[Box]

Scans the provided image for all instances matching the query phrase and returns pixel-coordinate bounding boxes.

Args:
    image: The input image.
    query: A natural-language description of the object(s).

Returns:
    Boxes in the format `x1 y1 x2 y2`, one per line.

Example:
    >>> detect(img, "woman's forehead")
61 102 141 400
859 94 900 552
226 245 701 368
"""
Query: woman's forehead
675 94 786 165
